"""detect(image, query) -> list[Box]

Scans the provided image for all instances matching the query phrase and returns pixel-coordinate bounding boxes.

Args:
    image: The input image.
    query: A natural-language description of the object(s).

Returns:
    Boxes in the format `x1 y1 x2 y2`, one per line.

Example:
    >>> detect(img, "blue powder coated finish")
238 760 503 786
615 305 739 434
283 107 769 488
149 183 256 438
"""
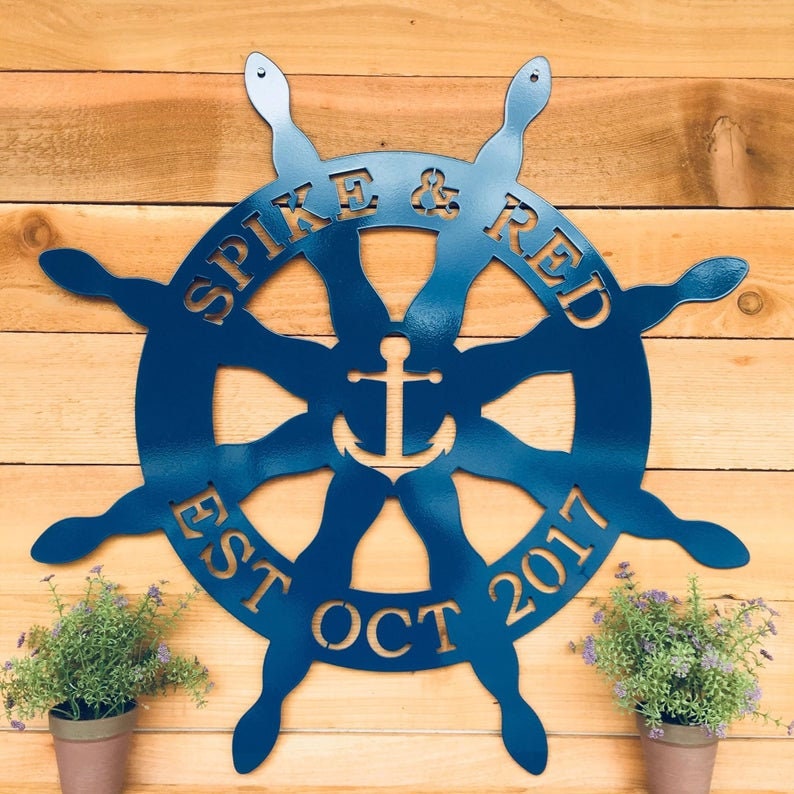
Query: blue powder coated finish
32 53 750 777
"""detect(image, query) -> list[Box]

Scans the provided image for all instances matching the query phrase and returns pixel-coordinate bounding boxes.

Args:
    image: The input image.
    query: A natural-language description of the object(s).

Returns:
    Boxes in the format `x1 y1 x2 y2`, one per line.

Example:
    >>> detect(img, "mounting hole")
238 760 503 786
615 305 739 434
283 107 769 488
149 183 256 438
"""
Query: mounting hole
530 70 540 83
257 67 266 78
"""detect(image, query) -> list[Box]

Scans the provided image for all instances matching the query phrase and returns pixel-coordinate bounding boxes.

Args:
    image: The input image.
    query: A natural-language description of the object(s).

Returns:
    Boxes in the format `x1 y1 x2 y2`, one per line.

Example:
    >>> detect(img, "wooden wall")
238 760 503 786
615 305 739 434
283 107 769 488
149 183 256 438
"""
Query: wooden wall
1 1 793 791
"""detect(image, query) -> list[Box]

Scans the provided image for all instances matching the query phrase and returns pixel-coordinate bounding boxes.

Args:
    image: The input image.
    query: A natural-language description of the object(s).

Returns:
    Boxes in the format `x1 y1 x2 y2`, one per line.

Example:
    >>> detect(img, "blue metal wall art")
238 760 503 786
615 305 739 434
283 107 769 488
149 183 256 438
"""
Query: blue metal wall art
33 53 750 776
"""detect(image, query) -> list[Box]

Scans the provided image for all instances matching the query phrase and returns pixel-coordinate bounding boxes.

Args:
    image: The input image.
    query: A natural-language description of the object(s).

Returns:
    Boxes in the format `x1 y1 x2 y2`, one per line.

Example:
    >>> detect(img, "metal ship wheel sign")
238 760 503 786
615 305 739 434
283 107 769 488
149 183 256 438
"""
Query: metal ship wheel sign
34 53 751 776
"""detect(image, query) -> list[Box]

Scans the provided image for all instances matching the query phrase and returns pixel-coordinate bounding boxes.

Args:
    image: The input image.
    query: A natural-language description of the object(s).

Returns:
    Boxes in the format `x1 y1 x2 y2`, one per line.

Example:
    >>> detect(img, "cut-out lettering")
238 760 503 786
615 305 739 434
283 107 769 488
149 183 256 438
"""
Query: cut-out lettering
412 169 460 219
330 168 379 220
272 183 332 242
488 572 537 626
183 277 234 325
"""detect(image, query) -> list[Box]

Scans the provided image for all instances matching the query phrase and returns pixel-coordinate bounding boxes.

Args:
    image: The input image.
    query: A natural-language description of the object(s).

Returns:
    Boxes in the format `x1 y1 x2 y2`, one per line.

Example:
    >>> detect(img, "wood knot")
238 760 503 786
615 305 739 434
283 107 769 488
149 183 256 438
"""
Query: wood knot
20 212 55 252
737 290 763 315
706 116 752 206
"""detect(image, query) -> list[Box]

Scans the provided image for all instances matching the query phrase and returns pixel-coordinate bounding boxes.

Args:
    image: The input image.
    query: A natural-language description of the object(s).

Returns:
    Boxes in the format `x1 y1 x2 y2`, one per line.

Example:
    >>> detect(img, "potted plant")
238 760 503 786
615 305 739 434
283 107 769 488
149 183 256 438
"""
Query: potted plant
572 561 793 794
1 565 213 794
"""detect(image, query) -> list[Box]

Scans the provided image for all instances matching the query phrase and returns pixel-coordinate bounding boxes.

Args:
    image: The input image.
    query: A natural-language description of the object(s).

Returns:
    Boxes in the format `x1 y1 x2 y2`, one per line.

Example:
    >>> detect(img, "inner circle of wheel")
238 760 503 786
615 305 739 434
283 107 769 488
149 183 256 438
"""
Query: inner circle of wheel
135 151 649 671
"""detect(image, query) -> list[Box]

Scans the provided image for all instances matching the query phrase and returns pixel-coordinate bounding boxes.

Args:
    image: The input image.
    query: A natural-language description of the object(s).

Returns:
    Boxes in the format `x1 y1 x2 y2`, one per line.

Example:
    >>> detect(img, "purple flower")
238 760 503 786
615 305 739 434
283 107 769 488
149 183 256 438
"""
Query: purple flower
10 719 25 731
666 625 677 637
701 646 720 670
613 681 628 698
767 621 778 636
642 639 656 654
40 574 55 582
567 640 576 653
156 643 171 664
714 620 725 635
684 630 703 651
671 656 690 678
582 635 597 665
648 727 664 740
3 660 12 670
16 632 25 649
147 584 164 606
760 649 774 661
740 686 760 716
615 570 634 579
643 589 669 604
592 610 604 625
618 561 631 570
89 564 103 575
51 621 62 638
742 612 753 627
113 595 129 609
787 720 794 737
708 723 728 739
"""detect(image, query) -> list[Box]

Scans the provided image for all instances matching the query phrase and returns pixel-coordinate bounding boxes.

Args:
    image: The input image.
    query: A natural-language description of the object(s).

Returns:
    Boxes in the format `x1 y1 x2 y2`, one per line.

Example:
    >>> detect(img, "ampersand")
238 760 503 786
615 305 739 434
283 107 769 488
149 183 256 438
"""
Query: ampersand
411 168 460 218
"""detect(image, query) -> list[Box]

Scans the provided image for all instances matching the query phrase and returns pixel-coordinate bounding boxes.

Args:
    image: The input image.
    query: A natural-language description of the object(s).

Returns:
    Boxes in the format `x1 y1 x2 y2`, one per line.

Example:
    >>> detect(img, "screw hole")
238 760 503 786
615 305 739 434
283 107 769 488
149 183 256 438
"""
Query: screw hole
257 67 266 78
530 70 540 83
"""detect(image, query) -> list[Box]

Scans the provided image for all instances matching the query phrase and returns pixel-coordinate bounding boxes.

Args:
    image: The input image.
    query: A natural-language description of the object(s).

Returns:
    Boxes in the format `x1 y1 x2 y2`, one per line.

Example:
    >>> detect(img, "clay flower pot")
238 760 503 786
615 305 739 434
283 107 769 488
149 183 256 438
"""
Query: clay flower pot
636 713 719 794
48 704 138 794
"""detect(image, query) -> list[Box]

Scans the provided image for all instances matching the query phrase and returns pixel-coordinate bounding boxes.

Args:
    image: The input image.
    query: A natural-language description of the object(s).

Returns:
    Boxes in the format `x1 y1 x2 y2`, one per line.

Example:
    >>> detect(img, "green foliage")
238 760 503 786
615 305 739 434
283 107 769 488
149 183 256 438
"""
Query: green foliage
1 566 213 728
572 562 793 739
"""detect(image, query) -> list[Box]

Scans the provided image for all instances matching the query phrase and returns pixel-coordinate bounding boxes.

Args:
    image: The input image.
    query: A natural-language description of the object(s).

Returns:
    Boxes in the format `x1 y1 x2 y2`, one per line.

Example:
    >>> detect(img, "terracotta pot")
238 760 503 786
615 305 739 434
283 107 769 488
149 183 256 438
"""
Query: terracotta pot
636 712 719 794
48 705 138 794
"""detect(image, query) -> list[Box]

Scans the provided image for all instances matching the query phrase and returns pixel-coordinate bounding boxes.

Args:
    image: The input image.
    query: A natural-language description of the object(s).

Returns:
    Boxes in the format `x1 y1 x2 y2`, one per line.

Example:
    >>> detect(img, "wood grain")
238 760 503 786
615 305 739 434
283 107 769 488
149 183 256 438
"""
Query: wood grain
3 467 794 596
2 467 792 736
0 333 790 469
1 74 793 206
2 2 793 790
1 204 791 338
1 731 792 792
4 467 793 600
1 0 792 78
1 592 791 735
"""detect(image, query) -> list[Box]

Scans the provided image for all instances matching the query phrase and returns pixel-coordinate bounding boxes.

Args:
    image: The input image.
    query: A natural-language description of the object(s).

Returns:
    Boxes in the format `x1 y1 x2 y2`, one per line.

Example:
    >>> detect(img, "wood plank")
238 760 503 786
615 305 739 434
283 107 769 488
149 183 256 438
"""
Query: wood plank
0 334 791 469
1 731 792 791
1 468 792 734
2 593 791 736
2 4 792 794
1 0 792 78
1 74 793 206
5 788 793 794
2 204 791 338
3 467 792 600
